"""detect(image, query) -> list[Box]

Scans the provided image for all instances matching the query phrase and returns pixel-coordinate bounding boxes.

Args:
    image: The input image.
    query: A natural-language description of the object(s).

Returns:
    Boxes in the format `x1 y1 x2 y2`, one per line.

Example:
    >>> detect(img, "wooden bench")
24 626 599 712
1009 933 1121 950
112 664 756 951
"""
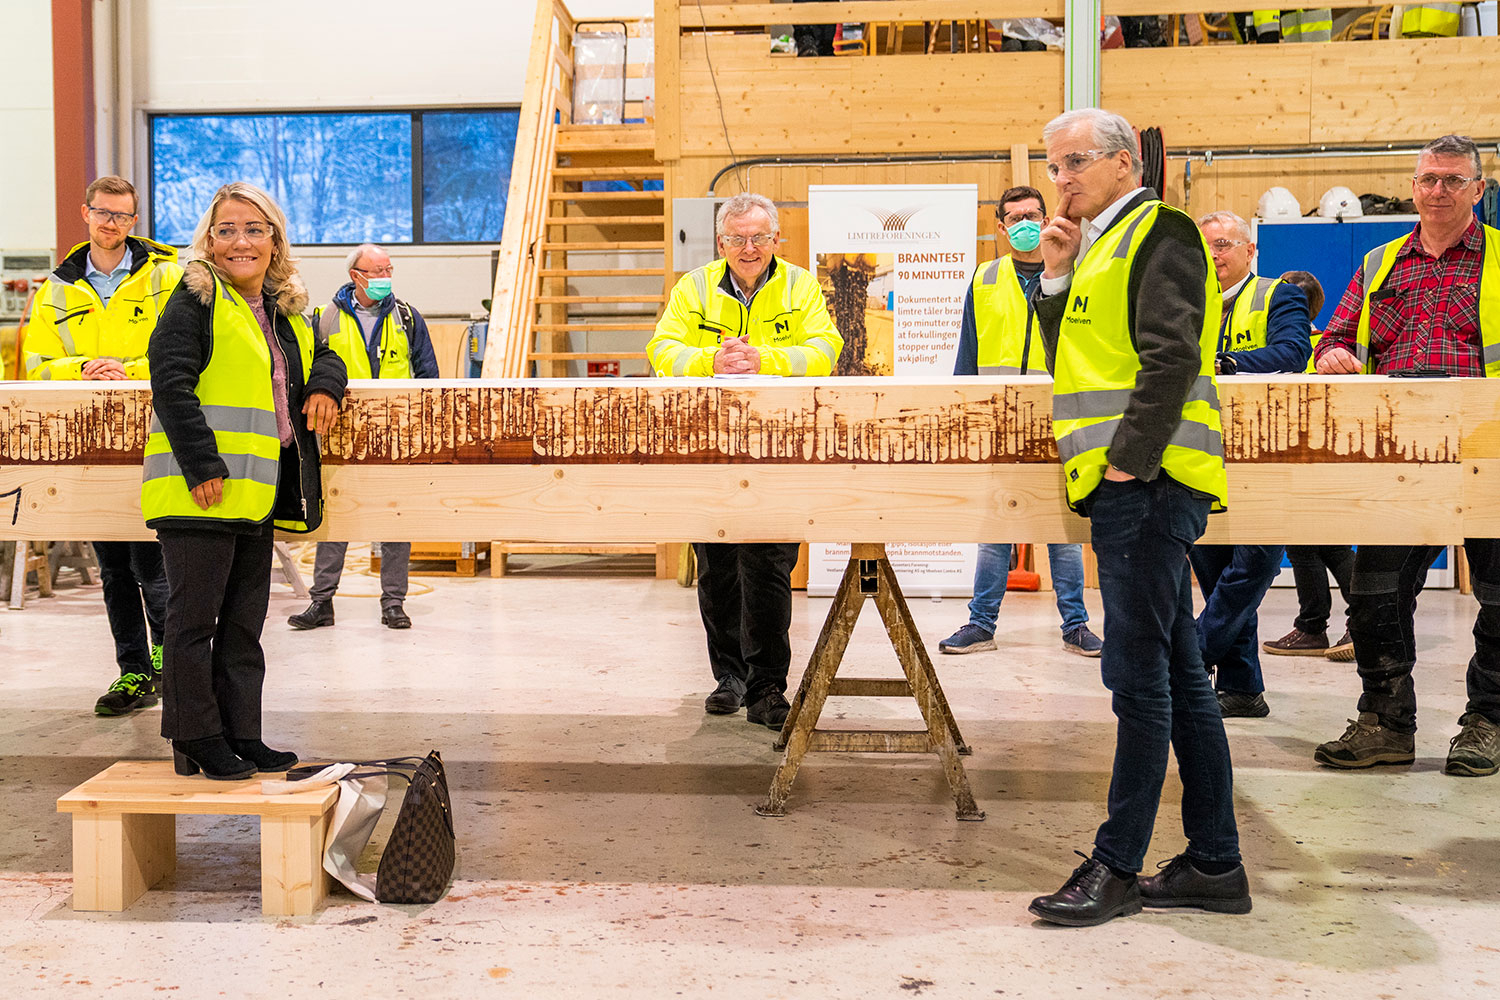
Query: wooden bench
57 761 339 916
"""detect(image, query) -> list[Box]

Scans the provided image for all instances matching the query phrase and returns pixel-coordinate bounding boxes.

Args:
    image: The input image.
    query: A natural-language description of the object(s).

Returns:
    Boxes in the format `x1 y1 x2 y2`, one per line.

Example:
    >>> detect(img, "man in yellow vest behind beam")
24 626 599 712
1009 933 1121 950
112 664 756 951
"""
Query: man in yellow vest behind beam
939 184 1102 659
26 174 184 718
1313 134 1500 777
1025 108 1250 927
1188 209 1311 721
647 192 843 731
287 244 439 632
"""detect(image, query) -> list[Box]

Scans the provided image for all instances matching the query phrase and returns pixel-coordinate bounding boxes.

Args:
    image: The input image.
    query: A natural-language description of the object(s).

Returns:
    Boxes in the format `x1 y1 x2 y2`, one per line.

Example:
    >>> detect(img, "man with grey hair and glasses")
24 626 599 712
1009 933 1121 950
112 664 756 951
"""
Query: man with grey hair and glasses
1025 108 1250 926
287 243 439 631
1312 134 1500 777
647 193 843 730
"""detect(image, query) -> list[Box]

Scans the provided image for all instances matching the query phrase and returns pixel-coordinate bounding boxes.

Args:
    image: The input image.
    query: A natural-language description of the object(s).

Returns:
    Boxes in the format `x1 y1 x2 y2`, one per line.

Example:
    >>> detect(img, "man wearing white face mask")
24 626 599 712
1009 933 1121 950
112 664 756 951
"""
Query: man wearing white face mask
288 244 438 631
942 186 1102 659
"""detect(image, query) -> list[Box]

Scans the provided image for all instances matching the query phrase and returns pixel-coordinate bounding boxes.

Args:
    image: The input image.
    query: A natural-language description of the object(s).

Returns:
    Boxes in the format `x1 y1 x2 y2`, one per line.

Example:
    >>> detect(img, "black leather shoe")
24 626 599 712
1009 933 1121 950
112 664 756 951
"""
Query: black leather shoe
381 606 412 630
704 680 743 715
171 736 257 780
288 600 334 630
746 691 791 731
1139 854 1252 914
1028 853 1141 927
226 738 300 773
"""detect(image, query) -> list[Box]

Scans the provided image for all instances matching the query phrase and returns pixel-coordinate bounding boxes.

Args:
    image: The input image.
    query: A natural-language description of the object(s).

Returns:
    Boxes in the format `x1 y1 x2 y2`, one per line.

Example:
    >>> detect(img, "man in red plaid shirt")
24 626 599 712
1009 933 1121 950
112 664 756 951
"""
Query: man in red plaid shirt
1313 134 1500 776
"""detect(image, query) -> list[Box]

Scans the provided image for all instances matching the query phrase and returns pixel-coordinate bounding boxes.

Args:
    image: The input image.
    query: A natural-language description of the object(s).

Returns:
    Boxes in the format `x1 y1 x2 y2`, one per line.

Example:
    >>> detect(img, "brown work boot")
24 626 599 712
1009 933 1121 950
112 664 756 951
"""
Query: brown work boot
1325 629 1355 662
1446 713 1500 777
1313 712 1415 769
1262 627 1329 656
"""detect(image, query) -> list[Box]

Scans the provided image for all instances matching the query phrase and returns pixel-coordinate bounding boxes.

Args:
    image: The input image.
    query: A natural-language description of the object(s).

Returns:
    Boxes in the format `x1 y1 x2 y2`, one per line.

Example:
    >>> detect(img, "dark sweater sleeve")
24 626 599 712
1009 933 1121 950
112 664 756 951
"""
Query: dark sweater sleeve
304 336 347 404
1033 283 1064 376
953 288 979 375
1226 282 1312 374
147 282 228 490
1111 210 1212 481
407 308 441 380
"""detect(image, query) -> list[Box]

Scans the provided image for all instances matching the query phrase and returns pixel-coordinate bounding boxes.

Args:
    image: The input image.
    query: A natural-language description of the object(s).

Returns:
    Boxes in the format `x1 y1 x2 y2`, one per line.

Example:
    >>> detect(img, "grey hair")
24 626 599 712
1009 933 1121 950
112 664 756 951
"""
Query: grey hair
1196 210 1251 242
716 193 779 236
1419 134 1482 178
345 243 386 270
1042 108 1143 180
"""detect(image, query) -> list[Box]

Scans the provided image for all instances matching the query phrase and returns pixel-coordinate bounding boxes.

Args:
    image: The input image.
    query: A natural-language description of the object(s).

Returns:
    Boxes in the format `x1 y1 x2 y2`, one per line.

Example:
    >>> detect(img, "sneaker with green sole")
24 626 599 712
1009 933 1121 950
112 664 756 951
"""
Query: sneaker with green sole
150 644 164 690
1446 713 1500 777
94 672 159 716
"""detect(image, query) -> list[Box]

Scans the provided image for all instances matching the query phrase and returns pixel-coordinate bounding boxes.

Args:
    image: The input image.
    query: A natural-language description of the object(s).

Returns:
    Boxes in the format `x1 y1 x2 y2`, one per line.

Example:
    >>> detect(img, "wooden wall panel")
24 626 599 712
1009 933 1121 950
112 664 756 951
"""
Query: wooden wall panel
1311 39 1500 144
2 377 1494 545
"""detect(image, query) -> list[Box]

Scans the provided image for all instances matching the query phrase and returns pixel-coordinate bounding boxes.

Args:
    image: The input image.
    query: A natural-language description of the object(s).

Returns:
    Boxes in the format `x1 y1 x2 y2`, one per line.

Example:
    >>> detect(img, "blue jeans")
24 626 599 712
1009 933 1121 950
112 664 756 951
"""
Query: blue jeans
1189 544 1285 696
968 543 1088 634
1088 476 1240 874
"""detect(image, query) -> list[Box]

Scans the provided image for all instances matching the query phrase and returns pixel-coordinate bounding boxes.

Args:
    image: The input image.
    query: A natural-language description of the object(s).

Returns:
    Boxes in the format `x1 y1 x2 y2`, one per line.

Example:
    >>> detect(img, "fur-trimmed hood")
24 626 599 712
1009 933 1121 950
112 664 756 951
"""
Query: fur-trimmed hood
182 259 309 316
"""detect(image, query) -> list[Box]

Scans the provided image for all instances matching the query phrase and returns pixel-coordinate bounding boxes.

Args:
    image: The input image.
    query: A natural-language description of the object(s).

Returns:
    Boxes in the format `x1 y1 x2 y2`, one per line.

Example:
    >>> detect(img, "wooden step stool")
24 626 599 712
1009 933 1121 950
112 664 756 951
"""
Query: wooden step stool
57 761 338 916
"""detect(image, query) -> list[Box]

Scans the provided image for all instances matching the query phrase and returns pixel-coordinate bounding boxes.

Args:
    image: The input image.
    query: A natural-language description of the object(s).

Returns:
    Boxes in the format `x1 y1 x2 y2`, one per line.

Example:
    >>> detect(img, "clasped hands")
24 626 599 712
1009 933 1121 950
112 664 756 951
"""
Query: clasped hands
713 337 761 375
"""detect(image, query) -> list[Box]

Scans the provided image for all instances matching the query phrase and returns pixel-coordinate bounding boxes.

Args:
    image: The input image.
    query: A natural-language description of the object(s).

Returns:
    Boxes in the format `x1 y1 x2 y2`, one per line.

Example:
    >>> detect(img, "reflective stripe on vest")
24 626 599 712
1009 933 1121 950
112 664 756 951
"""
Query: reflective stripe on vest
48 281 82 357
972 256 1045 376
1282 8 1333 41
318 301 412 379
141 267 315 526
1050 200 1228 511
1252 9 1281 34
1402 3 1461 36
1222 275 1280 353
1355 225 1500 375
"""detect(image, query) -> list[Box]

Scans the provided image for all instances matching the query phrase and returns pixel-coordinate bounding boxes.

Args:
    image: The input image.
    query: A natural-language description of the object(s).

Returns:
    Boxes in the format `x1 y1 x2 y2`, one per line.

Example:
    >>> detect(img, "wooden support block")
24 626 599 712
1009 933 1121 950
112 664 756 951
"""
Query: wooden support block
69 812 175 912
260 812 331 917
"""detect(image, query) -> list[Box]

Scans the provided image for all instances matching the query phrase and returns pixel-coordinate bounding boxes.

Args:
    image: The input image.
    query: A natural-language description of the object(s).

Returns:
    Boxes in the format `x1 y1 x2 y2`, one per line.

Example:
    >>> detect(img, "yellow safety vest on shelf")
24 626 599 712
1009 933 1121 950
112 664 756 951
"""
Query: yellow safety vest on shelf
1354 226 1500 375
314 302 413 379
1282 8 1333 42
24 238 183 380
647 257 843 377
1251 10 1283 38
971 255 1046 375
1222 275 1282 353
1051 200 1227 512
1402 3 1462 37
141 265 316 530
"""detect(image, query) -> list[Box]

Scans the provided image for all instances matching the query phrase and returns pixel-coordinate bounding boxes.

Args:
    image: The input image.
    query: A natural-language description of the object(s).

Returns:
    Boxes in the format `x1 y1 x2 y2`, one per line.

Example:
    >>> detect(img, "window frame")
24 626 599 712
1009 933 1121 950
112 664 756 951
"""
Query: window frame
146 106 519 248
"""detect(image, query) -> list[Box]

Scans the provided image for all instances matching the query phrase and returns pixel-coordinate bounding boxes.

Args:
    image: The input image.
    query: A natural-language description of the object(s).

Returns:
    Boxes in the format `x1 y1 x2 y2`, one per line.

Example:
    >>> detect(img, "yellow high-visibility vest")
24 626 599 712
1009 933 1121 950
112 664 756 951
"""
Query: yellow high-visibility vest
314 302 413 379
141 266 316 530
1051 200 1227 511
971 255 1046 374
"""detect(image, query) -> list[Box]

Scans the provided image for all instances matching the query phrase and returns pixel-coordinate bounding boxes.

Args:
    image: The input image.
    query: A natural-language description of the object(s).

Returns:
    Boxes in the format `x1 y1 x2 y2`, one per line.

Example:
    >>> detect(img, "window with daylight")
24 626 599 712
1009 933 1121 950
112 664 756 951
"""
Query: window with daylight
150 109 519 246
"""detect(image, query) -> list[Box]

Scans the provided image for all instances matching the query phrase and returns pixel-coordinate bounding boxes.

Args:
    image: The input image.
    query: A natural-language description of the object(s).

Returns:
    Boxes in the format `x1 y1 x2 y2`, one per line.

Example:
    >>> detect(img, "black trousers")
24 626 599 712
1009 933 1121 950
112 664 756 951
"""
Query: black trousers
1286 544 1354 635
1349 540 1500 734
157 523 274 741
693 542 800 703
92 540 168 676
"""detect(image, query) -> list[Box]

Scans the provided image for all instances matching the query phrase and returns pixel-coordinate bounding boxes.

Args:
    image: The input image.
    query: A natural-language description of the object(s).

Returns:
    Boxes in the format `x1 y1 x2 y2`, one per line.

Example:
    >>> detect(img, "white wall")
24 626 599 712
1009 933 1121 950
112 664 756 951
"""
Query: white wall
0 0 55 252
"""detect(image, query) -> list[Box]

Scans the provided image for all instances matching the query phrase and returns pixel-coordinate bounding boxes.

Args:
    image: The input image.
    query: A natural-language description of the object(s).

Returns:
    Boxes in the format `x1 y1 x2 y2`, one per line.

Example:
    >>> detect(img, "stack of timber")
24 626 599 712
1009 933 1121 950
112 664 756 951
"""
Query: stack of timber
4 375 1497 546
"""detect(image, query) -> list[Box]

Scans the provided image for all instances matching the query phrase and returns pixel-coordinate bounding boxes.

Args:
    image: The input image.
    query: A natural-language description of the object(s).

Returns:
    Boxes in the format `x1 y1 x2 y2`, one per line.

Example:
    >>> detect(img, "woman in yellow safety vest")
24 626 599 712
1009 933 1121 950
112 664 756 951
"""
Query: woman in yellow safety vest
143 182 347 780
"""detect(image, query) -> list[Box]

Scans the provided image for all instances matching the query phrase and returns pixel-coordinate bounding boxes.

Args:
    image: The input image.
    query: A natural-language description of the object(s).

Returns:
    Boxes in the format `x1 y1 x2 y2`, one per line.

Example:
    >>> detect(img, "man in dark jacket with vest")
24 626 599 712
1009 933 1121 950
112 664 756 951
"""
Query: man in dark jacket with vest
1024 108 1250 927
288 244 438 631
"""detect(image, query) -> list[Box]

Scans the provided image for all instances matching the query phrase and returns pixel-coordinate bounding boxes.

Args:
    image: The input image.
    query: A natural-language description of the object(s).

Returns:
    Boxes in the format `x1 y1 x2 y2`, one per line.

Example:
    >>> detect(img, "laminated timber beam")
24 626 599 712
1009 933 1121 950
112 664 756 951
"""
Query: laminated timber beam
2 376 1494 544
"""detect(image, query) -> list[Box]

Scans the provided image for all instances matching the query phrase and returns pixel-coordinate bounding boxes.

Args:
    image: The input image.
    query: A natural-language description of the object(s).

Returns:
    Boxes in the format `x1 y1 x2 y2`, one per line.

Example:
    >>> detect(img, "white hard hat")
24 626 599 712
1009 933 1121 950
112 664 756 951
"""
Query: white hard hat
1318 186 1363 220
1257 186 1301 219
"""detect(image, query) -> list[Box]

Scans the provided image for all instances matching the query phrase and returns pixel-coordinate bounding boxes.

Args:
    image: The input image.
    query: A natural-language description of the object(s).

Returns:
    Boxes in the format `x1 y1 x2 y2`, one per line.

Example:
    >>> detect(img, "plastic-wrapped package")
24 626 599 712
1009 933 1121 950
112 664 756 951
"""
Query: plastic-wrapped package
572 30 625 125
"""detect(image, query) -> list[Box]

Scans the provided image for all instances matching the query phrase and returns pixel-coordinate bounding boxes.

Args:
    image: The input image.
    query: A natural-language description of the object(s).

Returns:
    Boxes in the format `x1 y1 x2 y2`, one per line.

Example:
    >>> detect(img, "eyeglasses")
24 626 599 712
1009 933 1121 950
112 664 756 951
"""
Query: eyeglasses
1208 239 1247 254
212 223 274 243
1001 210 1044 226
352 265 395 278
1045 149 1111 181
722 233 776 249
87 207 137 226
1413 173 1481 193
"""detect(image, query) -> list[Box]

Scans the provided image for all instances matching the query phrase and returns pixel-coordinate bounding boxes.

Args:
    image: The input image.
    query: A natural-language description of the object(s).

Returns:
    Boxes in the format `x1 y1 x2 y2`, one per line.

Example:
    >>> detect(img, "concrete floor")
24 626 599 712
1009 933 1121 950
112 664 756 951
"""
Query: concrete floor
1 548 1496 999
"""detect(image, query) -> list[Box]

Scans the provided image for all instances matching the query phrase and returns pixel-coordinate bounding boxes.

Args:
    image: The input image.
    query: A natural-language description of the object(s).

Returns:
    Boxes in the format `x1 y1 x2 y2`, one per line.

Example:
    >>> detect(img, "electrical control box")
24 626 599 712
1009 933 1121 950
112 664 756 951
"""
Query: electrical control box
1 251 55 322
671 198 724 272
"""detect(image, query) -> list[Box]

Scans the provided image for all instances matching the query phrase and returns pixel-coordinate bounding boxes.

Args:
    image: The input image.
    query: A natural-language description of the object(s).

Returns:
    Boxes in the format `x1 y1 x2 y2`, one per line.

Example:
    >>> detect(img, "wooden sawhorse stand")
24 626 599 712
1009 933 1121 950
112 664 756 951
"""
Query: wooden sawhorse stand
757 543 985 821
57 761 338 916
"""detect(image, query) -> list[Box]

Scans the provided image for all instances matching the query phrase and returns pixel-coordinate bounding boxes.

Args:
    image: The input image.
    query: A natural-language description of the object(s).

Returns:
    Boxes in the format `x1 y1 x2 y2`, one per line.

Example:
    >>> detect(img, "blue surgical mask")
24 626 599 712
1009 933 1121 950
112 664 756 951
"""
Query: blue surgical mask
363 277 393 301
1006 219 1042 253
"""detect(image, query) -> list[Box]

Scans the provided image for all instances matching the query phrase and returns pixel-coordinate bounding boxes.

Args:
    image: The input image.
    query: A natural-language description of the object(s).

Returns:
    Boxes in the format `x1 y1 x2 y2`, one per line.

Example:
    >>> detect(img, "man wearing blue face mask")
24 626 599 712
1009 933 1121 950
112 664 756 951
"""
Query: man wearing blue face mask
941 186 1102 659
288 244 439 631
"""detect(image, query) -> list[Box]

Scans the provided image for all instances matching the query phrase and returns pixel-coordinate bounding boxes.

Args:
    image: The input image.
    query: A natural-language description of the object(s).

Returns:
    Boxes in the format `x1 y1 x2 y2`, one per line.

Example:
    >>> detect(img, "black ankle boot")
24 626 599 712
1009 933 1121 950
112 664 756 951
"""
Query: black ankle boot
172 736 256 780
226 738 299 773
